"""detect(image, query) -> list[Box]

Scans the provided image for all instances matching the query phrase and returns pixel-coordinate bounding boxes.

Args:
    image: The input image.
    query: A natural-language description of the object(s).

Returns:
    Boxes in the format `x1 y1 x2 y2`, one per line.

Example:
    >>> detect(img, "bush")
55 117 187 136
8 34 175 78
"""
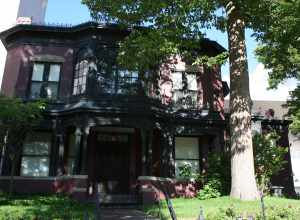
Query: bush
253 131 288 193
197 179 221 200
197 151 231 199
205 151 231 195
206 205 300 220
178 163 193 179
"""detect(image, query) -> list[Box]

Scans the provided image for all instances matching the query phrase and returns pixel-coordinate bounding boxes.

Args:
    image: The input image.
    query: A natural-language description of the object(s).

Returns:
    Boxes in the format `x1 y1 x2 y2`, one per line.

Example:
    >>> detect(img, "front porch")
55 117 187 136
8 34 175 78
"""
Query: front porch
0 110 226 204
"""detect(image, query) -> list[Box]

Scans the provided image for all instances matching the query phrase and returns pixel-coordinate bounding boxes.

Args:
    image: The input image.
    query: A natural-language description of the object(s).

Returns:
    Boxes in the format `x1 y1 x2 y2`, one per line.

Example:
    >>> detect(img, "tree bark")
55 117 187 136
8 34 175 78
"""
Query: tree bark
226 1 259 200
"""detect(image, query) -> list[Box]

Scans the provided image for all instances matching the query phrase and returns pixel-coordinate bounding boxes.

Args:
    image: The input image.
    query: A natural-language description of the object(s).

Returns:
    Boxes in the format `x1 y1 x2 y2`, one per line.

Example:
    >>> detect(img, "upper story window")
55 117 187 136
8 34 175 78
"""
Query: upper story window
73 46 141 96
30 63 61 99
101 69 139 94
73 60 88 95
73 47 94 95
172 70 198 109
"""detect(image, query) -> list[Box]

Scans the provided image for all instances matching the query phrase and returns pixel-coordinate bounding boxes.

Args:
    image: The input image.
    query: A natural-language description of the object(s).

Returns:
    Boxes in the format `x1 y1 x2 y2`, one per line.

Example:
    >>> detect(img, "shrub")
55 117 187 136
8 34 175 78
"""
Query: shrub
178 163 193 179
197 179 221 200
253 131 288 193
206 205 300 220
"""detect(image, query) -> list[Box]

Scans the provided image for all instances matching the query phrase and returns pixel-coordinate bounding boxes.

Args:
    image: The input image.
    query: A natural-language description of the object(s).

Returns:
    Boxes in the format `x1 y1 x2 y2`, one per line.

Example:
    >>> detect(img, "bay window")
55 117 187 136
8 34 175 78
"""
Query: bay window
20 132 51 177
73 60 88 95
175 137 200 177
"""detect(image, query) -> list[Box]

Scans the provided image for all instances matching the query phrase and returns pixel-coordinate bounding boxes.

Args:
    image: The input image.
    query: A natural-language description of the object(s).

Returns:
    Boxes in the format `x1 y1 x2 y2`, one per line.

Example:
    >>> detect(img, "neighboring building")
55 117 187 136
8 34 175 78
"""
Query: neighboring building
0 0 48 89
0 22 228 202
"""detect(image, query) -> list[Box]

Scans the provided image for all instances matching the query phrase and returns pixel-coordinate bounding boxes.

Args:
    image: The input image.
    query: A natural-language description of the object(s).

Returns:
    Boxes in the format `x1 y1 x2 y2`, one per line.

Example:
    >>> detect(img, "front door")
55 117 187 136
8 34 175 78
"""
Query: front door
94 133 130 194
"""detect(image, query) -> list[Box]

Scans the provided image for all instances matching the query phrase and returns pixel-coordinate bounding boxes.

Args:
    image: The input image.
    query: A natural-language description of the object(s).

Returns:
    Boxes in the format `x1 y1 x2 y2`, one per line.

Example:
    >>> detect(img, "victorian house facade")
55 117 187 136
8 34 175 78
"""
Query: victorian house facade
0 22 229 200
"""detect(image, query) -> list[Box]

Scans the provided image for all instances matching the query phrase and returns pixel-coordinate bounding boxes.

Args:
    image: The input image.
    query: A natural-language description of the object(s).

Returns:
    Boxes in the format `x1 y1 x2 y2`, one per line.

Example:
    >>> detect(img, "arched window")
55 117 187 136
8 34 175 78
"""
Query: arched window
73 48 95 95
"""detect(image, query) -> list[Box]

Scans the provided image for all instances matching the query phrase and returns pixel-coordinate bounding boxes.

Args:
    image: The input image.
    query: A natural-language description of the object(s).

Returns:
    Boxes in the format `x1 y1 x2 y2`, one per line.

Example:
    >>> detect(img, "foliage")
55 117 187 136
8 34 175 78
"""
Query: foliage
196 151 230 200
255 1 300 133
81 0 276 71
286 86 300 133
197 179 221 200
178 163 193 179
0 194 95 220
255 1 300 90
252 131 288 193
0 95 46 152
204 151 231 195
0 95 46 195
144 196 300 220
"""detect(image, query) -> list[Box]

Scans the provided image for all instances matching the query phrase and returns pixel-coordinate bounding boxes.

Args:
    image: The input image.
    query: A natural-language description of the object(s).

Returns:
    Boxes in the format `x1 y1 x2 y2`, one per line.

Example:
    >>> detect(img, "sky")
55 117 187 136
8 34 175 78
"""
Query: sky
0 0 297 101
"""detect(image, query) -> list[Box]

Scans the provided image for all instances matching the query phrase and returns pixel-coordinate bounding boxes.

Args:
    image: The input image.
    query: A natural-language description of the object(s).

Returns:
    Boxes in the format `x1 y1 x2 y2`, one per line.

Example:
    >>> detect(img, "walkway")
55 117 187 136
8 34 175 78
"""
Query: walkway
98 209 159 220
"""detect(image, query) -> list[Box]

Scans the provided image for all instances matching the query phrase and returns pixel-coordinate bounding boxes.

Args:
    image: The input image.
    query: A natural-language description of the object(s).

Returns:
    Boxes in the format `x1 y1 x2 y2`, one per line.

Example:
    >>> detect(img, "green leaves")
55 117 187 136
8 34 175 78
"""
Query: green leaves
0 96 45 126
255 0 300 89
253 131 288 193
0 95 46 154
82 0 223 69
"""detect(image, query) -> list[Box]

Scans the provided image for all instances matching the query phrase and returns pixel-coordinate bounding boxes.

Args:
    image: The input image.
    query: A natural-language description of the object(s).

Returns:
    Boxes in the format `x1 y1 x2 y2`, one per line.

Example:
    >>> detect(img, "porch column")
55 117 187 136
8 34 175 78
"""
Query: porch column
161 129 175 178
80 127 90 174
200 137 210 175
57 133 65 175
213 134 221 152
73 127 82 175
140 129 148 176
52 119 66 176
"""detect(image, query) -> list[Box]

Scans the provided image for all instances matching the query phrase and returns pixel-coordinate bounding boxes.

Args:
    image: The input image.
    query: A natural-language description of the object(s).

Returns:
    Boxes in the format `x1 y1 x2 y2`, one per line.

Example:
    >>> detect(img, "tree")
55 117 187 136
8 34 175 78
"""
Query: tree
253 131 288 193
82 0 277 200
0 95 45 196
255 0 300 132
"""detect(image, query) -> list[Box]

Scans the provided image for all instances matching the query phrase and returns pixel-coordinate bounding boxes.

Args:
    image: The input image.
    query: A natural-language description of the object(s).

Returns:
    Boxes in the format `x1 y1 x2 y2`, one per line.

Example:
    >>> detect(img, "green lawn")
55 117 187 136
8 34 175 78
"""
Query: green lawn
145 196 300 220
0 194 95 220
1 194 300 220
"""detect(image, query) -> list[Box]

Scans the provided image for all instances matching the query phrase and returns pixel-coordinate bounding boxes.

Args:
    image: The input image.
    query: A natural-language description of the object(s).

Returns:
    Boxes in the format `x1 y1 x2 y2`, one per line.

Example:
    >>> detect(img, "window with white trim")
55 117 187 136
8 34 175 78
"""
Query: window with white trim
30 63 61 99
175 137 200 177
20 132 51 177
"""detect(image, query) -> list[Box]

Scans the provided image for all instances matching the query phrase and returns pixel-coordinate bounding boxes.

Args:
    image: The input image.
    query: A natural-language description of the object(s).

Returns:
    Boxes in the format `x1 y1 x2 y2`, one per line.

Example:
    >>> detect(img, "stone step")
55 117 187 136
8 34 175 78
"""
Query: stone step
99 194 139 205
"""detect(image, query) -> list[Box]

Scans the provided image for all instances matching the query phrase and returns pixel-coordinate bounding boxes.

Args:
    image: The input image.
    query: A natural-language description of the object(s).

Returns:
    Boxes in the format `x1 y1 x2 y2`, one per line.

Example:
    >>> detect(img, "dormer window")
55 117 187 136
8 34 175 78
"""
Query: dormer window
29 63 61 99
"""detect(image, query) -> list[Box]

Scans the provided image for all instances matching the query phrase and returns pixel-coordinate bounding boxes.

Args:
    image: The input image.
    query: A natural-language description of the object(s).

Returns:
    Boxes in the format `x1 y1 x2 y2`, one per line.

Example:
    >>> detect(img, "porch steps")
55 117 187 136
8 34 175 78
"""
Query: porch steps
73 187 140 206
100 194 139 203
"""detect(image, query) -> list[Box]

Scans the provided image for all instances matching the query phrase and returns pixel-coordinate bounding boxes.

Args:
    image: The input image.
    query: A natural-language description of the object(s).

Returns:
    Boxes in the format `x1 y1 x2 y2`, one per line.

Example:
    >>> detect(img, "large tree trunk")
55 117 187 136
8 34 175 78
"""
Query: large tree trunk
226 2 259 200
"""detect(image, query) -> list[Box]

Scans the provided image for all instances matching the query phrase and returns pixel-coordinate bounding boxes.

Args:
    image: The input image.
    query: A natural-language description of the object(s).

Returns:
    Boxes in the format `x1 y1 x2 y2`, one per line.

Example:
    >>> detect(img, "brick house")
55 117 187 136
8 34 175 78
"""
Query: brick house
0 22 229 202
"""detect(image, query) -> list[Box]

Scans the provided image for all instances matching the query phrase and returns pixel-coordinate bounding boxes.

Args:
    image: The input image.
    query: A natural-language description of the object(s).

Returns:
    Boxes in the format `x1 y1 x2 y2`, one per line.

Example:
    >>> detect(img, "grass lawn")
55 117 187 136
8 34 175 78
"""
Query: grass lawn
0 194 95 220
145 196 300 220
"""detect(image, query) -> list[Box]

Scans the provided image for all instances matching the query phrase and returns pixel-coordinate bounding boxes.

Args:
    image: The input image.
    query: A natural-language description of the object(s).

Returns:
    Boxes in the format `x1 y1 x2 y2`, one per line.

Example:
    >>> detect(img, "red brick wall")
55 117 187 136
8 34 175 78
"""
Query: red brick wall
1 45 75 98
